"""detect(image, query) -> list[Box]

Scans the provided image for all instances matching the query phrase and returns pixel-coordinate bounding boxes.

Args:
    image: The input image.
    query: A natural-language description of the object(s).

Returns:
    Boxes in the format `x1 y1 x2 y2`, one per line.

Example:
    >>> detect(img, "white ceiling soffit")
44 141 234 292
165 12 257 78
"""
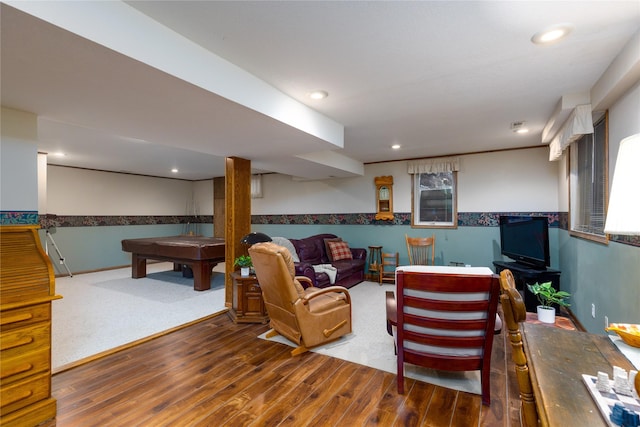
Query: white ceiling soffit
543 29 640 147
541 92 591 144
3 1 640 181
251 152 364 181
591 29 640 111
251 151 364 181
4 1 363 179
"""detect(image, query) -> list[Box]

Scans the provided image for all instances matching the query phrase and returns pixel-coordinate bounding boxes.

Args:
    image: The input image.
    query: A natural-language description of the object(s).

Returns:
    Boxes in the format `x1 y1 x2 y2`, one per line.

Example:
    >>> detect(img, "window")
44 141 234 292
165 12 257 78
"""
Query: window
412 171 457 228
569 113 608 242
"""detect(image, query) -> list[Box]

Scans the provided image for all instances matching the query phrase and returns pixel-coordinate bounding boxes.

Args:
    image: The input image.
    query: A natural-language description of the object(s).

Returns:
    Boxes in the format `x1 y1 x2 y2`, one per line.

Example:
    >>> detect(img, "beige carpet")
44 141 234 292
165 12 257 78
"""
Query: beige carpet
259 281 482 395
52 262 226 371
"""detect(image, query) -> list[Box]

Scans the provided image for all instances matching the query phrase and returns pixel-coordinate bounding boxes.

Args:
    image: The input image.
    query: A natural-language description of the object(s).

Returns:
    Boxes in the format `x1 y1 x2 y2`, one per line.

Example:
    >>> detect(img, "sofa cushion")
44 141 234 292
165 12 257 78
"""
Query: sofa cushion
323 237 342 261
327 240 353 261
332 258 365 275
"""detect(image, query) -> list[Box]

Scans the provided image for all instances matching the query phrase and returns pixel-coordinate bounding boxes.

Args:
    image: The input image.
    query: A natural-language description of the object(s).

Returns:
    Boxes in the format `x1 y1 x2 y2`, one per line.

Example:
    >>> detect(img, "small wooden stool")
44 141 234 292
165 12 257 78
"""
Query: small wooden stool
367 245 382 282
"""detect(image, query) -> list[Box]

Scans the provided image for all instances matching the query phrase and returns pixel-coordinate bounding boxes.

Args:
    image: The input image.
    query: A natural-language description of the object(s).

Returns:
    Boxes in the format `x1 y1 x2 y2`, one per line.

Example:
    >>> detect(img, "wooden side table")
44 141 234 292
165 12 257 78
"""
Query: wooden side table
228 272 269 324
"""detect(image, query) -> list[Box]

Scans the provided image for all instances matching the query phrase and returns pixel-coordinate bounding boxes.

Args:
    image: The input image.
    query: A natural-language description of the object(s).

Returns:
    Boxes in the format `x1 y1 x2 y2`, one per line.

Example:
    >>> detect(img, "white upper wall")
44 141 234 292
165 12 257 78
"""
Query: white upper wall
45 146 557 217
251 146 557 215
193 180 214 216
46 166 195 216
608 81 640 179
457 147 557 212
1 108 38 212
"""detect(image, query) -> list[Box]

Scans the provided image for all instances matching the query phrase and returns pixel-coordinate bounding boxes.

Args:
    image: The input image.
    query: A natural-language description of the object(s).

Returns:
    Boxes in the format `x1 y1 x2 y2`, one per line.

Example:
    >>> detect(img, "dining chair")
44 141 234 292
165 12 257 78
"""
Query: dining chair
395 267 500 406
499 269 539 427
405 234 435 265
379 252 399 285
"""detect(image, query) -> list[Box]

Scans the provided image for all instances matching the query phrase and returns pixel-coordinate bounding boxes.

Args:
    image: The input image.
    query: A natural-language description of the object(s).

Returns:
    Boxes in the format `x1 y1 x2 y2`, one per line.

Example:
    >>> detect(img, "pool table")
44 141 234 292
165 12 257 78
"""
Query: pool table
121 236 225 291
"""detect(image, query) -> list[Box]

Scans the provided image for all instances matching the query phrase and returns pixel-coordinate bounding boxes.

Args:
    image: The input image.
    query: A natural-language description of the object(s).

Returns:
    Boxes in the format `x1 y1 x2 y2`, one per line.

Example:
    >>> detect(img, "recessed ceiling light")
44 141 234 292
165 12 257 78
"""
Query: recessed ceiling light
391 144 401 150
171 168 179 173
531 23 574 45
52 152 66 157
309 90 328 100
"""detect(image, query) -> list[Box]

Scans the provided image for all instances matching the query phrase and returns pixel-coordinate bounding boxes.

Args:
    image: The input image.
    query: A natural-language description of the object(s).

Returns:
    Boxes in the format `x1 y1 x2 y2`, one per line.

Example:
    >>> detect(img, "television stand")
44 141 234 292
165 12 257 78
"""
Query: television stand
493 261 561 312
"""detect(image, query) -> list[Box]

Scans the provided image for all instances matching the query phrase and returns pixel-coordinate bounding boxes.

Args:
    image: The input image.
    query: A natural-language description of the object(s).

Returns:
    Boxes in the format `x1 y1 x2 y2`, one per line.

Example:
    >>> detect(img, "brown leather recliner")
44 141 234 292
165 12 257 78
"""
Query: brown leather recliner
249 242 352 356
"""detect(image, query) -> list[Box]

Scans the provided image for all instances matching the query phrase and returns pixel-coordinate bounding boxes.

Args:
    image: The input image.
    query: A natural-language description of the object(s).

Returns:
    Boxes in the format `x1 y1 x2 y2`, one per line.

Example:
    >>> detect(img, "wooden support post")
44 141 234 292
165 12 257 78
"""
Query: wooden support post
224 157 251 307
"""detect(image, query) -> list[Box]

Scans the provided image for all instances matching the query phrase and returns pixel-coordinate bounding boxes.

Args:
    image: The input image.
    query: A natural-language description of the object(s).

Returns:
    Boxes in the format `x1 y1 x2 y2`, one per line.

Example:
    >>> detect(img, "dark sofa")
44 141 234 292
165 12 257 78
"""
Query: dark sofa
288 233 367 289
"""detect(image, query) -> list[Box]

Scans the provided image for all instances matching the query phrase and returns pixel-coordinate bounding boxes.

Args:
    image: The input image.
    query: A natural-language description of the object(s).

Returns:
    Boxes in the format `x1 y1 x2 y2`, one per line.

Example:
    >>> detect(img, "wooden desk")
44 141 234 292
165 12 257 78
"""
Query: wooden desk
522 323 636 426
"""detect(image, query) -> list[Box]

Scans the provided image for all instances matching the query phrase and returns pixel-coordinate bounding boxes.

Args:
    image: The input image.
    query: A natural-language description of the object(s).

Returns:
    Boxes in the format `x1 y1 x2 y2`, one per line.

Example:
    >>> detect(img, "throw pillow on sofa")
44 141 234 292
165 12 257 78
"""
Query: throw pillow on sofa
323 237 342 261
327 240 353 261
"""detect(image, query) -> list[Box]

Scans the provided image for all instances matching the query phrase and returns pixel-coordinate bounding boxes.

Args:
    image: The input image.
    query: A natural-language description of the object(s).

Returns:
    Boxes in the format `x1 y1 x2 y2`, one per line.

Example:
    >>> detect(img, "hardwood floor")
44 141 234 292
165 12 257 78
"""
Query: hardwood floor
43 312 522 427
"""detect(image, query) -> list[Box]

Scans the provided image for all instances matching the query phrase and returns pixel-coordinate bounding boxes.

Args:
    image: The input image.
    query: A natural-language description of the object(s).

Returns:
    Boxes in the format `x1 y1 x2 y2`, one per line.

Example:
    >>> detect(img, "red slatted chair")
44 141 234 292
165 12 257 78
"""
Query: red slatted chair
395 266 500 406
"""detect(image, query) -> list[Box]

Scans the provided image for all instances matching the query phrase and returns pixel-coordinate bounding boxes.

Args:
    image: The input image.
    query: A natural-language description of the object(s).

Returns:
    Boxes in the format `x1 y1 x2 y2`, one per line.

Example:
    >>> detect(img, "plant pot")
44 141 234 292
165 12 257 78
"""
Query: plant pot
240 267 250 277
537 305 556 324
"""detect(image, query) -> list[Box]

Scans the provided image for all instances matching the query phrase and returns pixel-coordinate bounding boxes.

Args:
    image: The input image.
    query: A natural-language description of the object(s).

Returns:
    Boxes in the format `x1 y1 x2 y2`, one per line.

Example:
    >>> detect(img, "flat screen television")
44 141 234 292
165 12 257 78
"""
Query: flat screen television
499 215 550 270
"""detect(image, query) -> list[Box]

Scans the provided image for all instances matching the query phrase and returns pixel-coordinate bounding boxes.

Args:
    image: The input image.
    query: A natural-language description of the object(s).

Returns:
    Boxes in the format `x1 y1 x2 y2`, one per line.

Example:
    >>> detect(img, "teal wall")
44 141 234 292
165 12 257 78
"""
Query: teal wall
557 230 640 331
39 224 187 275
252 223 562 272
25 210 639 336
34 218 215 275
38 217 564 277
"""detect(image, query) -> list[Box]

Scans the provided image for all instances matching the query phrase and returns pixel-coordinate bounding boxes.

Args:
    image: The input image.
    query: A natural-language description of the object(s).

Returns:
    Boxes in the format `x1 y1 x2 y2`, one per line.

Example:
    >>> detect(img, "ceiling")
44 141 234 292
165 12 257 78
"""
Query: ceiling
2 1 639 181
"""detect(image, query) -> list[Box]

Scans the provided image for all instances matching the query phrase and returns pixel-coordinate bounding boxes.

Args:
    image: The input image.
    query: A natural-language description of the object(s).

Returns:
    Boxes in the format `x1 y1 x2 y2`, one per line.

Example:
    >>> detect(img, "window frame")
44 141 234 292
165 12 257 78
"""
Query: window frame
568 112 609 244
411 171 458 229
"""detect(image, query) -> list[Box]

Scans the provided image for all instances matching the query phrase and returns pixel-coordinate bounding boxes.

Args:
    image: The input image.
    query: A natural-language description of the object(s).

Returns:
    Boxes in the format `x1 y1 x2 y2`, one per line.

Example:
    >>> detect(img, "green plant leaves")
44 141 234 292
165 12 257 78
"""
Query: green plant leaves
234 255 252 268
527 281 571 308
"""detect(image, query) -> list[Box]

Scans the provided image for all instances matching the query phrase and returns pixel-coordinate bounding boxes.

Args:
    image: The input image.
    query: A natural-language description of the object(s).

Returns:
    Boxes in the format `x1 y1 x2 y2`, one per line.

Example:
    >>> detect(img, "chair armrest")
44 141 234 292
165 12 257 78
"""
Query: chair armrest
301 286 351 305
350 248 367 260
295 275 314 288
294 262 317 286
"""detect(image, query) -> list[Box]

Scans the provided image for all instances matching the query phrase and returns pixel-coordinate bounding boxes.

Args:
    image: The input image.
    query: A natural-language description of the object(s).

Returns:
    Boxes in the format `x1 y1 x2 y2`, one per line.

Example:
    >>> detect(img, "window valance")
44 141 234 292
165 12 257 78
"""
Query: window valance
407 156 460 174
549 104 594 161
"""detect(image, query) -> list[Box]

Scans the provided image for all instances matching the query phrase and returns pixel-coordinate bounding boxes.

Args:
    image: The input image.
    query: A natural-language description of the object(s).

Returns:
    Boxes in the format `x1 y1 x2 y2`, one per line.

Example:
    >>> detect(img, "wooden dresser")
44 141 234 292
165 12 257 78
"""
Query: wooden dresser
1 225 62 426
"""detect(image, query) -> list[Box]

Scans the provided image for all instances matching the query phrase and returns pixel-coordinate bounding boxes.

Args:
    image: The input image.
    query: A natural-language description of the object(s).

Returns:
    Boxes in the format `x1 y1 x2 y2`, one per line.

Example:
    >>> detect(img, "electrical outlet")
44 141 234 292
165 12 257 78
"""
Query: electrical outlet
591 303 596 318
605 315 609 328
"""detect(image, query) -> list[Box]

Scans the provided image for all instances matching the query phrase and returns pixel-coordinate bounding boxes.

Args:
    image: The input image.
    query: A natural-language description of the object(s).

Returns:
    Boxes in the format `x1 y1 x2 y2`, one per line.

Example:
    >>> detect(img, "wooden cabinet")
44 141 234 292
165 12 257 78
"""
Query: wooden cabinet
228 272 268 324
1 225 61 427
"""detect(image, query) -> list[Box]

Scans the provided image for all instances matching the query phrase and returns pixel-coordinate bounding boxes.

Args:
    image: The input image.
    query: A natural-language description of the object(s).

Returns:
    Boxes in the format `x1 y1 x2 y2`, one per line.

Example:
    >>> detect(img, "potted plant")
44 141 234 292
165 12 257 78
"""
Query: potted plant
234 255 253 277
527 281 571 323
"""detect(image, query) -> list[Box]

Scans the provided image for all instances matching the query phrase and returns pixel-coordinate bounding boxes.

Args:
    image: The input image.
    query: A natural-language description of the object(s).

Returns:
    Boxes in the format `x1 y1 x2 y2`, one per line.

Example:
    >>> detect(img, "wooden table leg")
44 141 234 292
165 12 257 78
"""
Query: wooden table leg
192 261 212 291
131 254 147 278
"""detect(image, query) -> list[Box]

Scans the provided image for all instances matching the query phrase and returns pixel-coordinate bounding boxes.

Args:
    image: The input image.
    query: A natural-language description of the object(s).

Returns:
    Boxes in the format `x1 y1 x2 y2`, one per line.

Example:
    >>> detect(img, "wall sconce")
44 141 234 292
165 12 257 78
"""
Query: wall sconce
604 133 640 235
